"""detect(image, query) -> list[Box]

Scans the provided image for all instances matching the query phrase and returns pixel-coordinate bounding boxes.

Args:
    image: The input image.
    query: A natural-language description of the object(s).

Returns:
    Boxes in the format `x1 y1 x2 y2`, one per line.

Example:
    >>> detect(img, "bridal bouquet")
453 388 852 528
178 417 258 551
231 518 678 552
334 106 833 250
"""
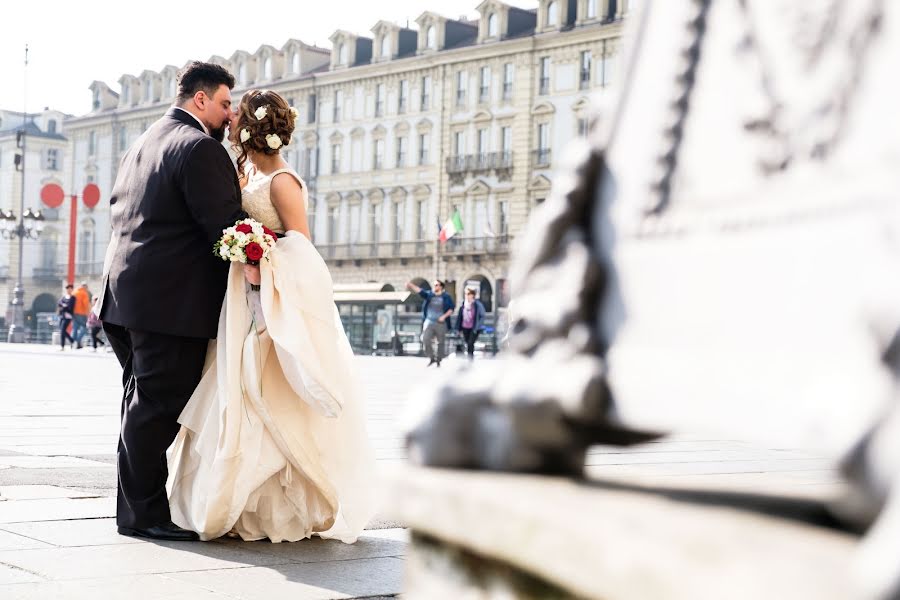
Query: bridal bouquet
214 218 278 266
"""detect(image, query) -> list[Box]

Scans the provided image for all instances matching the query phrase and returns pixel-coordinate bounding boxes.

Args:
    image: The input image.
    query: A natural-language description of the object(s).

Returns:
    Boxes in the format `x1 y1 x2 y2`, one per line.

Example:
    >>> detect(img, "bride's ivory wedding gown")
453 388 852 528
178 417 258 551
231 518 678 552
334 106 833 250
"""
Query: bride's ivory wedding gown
167 168 375 542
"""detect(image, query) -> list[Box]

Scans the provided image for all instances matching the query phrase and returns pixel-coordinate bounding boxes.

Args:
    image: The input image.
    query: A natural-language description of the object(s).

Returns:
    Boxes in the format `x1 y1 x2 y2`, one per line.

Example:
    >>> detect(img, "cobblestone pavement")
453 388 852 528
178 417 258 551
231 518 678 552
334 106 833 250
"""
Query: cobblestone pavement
0 344 842 598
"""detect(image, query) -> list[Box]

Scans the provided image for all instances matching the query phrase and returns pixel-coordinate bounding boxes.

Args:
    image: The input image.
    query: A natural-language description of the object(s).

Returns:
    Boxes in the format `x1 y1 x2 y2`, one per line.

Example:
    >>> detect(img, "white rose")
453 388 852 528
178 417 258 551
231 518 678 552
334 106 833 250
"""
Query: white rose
254 106 268 120
265 134 283 150
290 106 299 118
239 128 251 143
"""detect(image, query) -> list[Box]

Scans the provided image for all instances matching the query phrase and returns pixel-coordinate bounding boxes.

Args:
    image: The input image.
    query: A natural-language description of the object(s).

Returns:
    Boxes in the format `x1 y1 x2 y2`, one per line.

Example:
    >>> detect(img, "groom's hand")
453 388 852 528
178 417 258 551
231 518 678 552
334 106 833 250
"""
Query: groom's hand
243 264 261 286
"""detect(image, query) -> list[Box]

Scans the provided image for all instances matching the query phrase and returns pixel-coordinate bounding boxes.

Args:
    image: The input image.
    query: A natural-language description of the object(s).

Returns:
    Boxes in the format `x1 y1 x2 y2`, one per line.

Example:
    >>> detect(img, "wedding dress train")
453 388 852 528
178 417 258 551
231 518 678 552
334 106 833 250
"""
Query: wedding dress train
167 169 375 542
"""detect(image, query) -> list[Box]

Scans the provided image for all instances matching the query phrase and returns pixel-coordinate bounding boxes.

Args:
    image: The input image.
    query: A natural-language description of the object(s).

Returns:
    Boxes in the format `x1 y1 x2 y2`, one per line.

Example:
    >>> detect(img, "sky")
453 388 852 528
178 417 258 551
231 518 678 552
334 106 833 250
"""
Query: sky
2 0 538 117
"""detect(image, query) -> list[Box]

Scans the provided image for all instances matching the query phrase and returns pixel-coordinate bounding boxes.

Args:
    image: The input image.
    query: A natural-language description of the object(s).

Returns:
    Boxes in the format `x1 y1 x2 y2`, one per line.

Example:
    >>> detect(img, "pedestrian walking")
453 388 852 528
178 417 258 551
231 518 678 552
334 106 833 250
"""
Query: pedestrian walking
406 280 455 367
56 284 76 351
87 297 105 351
455 287 486 361
72 282 92 349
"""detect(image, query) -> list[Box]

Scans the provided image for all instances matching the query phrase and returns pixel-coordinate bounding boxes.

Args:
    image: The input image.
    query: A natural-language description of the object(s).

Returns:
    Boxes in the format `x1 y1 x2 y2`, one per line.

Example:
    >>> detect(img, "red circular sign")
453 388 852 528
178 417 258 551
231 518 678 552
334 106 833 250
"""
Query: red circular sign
82 183 100 209
40 183 65 209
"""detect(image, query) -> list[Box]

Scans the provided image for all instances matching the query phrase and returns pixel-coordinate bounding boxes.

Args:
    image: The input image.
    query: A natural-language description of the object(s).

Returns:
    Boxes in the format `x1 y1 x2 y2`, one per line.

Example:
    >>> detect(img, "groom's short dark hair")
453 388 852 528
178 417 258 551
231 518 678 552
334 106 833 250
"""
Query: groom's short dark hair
176 61 235 103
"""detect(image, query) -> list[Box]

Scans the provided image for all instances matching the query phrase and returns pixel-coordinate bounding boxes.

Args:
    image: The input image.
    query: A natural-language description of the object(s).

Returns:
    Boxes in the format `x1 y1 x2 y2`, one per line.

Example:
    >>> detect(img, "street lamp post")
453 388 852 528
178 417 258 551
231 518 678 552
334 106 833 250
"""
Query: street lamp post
2 207 45 343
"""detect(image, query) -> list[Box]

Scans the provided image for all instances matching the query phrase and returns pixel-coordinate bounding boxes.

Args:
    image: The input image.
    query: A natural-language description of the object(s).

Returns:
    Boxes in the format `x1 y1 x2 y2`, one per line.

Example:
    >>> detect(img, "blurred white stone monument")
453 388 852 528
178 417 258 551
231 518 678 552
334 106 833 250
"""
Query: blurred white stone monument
407 0 900 596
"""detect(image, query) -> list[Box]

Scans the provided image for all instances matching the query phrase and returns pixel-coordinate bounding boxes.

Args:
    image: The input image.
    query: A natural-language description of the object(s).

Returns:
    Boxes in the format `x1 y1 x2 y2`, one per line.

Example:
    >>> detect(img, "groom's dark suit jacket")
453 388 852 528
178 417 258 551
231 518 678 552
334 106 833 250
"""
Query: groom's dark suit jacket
99 108 245 339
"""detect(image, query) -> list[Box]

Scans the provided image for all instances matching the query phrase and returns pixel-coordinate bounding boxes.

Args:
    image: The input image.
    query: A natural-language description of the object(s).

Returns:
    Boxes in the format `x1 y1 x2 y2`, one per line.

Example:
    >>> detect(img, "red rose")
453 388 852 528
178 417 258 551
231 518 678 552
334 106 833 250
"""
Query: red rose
235 223 253 234
263 226 276 239
244 242 264 263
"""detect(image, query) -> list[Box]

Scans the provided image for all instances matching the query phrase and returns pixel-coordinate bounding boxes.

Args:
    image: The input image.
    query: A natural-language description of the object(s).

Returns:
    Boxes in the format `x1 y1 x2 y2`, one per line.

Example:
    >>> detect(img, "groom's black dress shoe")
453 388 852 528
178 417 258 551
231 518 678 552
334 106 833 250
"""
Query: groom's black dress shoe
118 521 199 541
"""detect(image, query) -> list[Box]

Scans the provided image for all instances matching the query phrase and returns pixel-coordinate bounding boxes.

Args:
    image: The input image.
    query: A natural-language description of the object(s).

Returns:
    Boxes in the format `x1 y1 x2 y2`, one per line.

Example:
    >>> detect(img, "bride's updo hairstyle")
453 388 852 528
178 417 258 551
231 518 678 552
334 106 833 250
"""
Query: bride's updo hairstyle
231 89 297 178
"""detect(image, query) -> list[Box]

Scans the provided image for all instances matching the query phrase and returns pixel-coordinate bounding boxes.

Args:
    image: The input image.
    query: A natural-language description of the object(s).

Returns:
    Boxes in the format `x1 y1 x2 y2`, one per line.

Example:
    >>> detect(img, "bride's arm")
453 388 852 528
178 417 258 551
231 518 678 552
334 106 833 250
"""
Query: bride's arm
270 173 311 240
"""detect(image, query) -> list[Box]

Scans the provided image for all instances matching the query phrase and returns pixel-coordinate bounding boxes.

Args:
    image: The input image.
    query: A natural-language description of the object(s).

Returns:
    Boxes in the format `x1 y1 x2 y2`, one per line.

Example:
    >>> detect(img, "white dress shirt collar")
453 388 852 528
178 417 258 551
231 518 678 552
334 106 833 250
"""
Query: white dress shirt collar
173 107 209 135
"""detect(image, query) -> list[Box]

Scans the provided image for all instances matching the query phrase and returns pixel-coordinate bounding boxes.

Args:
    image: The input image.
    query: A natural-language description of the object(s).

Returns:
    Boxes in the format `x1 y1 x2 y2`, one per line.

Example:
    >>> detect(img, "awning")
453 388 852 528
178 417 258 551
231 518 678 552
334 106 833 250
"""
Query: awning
333 282 395 293
333 291 411 304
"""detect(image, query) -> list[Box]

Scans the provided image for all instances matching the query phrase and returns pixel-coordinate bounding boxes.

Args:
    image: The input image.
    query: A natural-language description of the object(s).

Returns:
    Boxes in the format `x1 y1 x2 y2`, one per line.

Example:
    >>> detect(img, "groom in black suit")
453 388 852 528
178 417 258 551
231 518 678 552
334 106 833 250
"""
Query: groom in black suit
99 61 246 540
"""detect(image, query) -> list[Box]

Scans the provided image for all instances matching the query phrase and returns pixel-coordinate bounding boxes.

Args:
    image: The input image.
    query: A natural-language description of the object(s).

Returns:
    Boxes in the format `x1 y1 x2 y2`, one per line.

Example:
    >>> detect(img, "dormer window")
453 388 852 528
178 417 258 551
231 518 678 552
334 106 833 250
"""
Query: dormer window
547 1 559 26
338 43 348 65
47 120 57 134
123 86 130 105
168 78 177 97
92 89 100 110
263 57 272 80
380 35 390 59
488 13 498 37
426 26 436 49
144 83 153 103
292 52 301 73
238 62 247 85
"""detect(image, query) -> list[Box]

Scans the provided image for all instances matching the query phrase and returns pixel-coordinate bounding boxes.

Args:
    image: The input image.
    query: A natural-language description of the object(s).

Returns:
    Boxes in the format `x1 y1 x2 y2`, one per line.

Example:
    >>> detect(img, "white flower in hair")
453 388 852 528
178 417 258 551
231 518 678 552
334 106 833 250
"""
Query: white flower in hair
239 128 251 143
289 106 299 118
265 134 283 150
254 106 268 120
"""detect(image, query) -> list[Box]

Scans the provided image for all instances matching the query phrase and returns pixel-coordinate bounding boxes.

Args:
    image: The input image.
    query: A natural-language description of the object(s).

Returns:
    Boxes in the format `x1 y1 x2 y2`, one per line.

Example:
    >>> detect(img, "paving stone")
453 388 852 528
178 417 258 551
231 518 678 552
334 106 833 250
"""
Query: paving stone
0 456 110 470
0 529 54 551
0 564 44 585
3 445 117 457
0 539 291 580
0 486 99 501
0 573 229 599
0 497 115 524
1 518 142 547
165 557 405 600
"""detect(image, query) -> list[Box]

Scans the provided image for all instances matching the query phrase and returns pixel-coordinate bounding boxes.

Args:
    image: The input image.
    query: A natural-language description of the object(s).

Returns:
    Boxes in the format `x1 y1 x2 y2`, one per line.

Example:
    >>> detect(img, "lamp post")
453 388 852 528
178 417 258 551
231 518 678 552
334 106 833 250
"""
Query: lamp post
2 207 45 343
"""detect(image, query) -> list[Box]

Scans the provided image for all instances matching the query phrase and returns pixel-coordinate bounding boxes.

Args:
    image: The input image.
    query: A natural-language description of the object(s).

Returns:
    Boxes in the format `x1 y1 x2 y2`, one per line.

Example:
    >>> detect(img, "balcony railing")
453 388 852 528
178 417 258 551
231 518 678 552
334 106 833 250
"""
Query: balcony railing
447 155 469 173
317 236 512 261
441 235 512 256
446 152 514 174
319 240 433 261
532 148 552 167
32 267 65 282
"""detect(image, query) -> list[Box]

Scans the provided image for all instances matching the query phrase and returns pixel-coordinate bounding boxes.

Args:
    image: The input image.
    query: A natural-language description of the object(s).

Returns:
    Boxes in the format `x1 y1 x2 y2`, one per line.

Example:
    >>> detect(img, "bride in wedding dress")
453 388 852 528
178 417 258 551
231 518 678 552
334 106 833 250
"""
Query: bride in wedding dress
167 89 375 543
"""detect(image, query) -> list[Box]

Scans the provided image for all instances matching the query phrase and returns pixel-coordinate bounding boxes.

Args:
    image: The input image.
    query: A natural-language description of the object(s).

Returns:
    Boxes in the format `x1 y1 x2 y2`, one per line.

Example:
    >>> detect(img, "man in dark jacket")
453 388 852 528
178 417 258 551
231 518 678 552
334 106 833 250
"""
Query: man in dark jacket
99 61 247 541
56 284 76 351
406 279 455 367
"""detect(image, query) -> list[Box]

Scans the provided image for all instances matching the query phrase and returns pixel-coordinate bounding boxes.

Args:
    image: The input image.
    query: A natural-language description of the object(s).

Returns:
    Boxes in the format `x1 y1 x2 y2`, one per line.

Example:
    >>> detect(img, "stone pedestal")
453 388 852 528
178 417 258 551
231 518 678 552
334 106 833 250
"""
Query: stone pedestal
387 467 859 599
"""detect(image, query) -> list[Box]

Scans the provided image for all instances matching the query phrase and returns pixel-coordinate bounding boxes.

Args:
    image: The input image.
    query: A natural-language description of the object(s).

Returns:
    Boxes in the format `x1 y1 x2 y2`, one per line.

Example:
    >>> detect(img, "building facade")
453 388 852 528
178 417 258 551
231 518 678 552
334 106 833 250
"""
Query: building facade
62 0 631 328
0 108 70 322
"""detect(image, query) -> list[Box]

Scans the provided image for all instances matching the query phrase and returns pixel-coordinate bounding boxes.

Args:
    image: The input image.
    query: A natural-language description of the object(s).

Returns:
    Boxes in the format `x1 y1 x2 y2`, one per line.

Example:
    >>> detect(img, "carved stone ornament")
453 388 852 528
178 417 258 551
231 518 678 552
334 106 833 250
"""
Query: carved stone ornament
407 0 900 596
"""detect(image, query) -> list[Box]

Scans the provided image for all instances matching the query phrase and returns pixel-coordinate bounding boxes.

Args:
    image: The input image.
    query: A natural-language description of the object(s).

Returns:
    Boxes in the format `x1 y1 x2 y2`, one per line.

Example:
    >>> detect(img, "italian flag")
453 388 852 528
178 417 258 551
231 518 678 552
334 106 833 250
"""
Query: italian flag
439 211 463 243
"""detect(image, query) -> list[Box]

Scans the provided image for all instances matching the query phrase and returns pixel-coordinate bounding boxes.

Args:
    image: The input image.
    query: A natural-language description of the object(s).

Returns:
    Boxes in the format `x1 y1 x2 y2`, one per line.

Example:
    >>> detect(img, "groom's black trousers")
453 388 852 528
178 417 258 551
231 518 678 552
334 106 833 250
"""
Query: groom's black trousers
103 323 208 529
